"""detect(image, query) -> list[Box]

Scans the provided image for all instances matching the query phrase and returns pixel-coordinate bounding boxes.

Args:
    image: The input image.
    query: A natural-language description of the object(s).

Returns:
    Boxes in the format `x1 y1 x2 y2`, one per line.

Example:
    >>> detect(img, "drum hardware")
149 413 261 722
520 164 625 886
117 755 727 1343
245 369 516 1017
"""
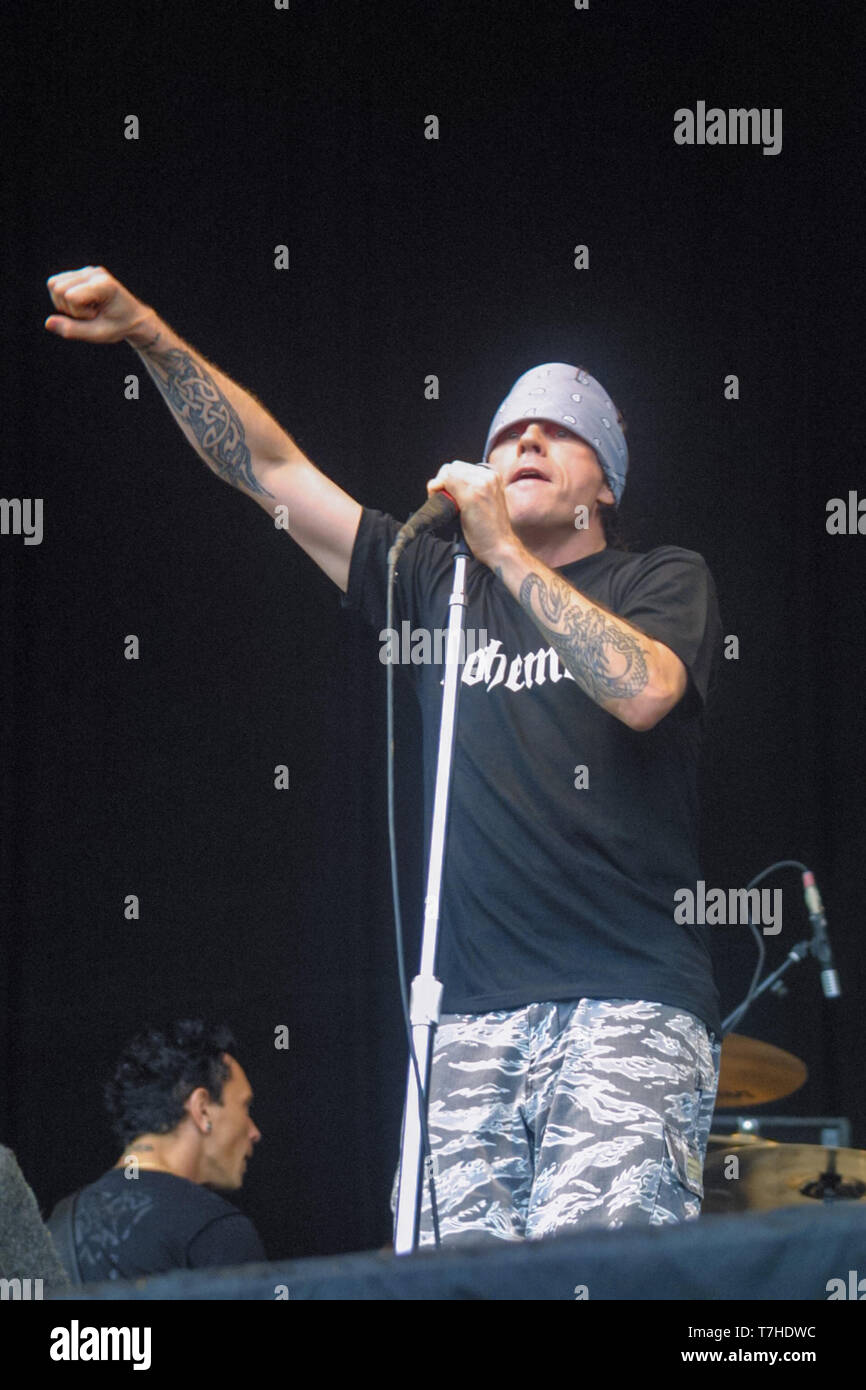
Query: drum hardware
702 1143 866 1213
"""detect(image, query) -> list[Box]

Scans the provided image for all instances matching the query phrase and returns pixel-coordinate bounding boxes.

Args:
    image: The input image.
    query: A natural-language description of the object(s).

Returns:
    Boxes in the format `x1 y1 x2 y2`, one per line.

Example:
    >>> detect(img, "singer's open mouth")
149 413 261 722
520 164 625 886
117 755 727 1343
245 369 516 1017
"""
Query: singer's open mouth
509 467 550 485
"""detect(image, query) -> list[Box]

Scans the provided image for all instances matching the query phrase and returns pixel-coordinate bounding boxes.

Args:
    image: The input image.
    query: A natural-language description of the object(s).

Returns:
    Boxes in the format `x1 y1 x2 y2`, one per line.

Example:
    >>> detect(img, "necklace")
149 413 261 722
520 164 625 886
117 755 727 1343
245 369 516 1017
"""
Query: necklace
118 1153 173 1174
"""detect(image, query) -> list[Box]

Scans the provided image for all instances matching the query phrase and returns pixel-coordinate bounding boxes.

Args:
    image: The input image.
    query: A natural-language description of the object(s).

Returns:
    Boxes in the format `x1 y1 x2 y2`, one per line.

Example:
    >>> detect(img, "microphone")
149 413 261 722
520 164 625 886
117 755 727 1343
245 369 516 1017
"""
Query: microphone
388 463 491 564
802 869 841 999
393 489 459 551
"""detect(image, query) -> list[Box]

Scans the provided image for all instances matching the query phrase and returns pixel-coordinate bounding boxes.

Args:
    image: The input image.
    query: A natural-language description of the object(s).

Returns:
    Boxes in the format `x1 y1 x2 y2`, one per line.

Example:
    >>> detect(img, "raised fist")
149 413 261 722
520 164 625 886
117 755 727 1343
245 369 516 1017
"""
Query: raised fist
45 266 152 345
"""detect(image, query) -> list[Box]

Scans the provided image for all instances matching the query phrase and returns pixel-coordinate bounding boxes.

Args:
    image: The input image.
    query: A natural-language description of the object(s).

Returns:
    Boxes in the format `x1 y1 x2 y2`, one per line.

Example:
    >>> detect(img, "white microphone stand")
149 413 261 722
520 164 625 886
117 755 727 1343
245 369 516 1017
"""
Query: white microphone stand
392 531 471 1254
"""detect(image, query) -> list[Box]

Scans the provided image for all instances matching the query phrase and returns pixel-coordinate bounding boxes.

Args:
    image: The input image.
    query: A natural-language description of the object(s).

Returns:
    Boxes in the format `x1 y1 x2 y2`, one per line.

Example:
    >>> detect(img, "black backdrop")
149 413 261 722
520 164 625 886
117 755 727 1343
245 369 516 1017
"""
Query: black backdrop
1 1 863 1262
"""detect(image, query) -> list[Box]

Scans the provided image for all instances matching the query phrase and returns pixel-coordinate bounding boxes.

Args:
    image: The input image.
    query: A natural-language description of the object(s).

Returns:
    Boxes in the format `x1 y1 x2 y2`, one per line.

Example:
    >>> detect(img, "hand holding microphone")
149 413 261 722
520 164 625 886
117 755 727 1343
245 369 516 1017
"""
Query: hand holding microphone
390 461 497 562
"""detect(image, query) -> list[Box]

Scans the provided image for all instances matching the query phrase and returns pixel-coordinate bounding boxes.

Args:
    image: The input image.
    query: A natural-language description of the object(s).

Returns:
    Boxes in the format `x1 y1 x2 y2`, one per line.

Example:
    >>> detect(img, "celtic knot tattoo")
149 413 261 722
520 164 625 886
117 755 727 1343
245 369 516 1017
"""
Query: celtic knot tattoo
142 347 272 497
518 571 650 702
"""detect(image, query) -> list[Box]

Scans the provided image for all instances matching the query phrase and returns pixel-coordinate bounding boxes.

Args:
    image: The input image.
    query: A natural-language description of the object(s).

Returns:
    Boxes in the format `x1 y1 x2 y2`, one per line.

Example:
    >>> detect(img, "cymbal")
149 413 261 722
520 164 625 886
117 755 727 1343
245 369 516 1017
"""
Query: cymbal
706 1130 766 1148
703 1144 866 1214
715 1034 808 1108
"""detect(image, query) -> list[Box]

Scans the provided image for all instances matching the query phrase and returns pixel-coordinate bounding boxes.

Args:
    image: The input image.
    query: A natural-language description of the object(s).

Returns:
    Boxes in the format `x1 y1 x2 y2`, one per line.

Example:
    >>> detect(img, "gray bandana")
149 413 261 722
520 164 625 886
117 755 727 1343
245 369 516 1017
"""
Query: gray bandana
483 362 628 506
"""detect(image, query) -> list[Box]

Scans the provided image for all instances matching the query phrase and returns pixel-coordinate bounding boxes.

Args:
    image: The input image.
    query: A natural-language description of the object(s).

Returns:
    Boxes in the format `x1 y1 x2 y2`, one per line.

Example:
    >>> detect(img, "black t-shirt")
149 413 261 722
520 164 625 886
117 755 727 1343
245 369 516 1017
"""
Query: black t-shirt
343 509 723 1035
54 1170 266 1282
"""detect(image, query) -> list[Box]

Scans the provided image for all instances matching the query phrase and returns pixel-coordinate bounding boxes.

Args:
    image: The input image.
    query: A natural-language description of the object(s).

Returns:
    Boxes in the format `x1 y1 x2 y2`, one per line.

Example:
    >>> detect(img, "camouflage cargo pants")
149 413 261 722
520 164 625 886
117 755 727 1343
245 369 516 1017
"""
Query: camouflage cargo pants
407 997 721 1245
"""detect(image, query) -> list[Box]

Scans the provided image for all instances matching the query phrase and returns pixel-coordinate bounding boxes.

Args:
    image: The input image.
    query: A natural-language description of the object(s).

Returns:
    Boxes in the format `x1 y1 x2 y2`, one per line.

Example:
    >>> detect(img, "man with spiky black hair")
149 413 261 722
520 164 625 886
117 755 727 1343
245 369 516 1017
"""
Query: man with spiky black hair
48 1021 264 1283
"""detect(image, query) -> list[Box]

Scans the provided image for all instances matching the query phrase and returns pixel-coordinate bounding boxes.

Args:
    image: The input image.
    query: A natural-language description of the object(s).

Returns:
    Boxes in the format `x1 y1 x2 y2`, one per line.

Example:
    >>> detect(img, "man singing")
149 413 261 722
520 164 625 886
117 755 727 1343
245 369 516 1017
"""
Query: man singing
45 267 722 1245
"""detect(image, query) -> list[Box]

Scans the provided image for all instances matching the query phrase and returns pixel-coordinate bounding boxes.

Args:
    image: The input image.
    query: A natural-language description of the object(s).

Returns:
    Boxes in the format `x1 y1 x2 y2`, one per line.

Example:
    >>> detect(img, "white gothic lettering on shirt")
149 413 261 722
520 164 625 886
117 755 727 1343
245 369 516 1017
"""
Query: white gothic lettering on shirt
458 639 576 693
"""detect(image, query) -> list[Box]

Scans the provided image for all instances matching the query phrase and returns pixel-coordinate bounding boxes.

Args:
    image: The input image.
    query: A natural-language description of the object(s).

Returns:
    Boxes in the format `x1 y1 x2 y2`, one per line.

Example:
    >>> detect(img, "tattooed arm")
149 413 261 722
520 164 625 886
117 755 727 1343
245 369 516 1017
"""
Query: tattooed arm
132 335 275 499
494 542 688 731
45 266 361 591
424 460 688 732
